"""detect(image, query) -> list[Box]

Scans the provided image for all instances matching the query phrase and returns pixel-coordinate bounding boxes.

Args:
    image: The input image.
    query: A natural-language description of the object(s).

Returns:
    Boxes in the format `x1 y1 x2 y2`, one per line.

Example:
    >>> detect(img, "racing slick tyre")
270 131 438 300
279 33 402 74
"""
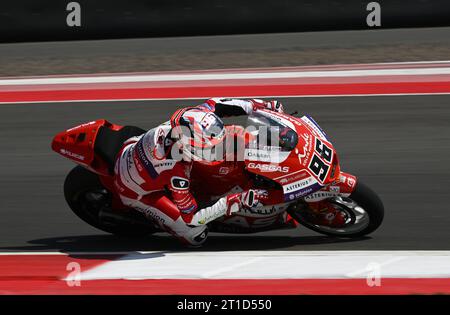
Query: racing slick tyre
64 165 154 237
288 180 384 238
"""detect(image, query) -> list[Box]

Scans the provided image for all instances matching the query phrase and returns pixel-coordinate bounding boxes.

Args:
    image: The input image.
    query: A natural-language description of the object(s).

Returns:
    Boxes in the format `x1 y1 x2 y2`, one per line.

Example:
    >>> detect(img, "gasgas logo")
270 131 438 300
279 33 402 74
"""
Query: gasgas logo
248 163 289 173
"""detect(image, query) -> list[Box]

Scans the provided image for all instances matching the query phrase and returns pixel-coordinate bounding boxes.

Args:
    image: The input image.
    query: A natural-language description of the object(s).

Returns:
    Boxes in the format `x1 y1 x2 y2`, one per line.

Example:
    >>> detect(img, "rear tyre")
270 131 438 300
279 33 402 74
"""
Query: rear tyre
64 165 153 237
288 180 384 238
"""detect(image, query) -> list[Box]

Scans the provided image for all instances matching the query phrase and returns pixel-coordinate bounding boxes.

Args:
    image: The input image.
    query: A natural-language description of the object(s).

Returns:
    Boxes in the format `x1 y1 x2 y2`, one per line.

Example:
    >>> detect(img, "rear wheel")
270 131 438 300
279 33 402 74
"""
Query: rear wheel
288 180 384 237
64 165 154 237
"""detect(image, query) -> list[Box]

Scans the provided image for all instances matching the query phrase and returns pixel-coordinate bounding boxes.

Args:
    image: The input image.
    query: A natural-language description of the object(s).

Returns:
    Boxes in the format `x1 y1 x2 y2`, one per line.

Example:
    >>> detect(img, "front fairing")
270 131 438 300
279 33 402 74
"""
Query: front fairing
244 110 340 202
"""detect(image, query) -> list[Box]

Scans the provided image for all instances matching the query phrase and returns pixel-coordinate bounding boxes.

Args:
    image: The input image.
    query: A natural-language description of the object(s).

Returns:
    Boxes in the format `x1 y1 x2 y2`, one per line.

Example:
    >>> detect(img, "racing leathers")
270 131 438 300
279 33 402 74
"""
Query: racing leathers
113 98 283 246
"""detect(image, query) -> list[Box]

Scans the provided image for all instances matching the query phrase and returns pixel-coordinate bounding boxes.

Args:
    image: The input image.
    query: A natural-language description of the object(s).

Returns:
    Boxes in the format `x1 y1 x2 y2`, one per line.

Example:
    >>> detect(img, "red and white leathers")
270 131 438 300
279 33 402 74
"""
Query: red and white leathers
113 98 283 246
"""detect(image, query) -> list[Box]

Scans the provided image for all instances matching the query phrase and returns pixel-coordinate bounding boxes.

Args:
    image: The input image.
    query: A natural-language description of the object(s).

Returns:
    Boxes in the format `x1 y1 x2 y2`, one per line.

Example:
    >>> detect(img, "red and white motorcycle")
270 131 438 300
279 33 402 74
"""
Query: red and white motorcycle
52 109 384 239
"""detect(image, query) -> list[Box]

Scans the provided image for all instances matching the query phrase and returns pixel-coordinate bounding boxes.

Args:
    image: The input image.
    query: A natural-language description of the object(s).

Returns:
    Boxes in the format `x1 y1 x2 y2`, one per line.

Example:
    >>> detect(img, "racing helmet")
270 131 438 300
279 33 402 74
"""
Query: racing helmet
170 107 226 162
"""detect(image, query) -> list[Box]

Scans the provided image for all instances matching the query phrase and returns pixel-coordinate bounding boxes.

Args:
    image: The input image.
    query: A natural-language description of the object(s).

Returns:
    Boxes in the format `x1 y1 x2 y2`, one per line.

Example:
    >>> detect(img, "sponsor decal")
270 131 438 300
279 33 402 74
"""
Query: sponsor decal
198 210 223 225
171 176 190 190
194 229 208 242
126 149 136 172
329 185 340 193
60 149 85 161
180 204 196 214
296 133 311 166
240 204 289 217
348 177 356 188
136 138 159 178
135 206 166 225
286 187 314 201
284 182 322 201
219 167 230 175
242 206 277 216
283 177 316 193
278 170 309 184
246 149 271 160
245 149 290 163
304 191 340 202
153 161 176 173
153 161 175 168
248 162 289 173
340 174 356 189
261 145 282 151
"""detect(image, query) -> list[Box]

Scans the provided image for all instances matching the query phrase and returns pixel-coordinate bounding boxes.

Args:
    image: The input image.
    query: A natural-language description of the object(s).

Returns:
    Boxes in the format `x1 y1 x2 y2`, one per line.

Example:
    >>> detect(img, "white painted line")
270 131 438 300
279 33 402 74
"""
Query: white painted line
75 251 450 280
368 60 450 65
2 67 450 86
201 257 264 278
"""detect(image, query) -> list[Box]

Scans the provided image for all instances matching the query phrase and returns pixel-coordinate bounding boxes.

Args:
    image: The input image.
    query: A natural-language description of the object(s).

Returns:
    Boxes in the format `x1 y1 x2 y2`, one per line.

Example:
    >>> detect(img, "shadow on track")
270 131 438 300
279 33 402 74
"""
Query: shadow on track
0 234 370 254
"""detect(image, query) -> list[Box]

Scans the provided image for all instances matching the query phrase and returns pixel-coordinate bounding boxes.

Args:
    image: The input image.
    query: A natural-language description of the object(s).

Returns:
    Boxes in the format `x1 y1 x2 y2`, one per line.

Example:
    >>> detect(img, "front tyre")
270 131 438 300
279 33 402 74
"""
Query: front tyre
288 180 384 237
64 165 152 237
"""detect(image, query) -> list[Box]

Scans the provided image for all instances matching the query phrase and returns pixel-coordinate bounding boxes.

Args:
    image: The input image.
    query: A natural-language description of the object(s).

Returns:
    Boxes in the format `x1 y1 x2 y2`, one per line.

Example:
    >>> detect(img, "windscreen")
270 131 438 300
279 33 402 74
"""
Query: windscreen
246 111 298 152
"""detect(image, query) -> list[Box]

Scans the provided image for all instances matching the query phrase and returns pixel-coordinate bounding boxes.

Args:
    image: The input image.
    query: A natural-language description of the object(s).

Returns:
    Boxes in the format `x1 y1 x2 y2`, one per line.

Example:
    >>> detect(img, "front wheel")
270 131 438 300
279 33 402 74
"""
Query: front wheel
288 180 384 237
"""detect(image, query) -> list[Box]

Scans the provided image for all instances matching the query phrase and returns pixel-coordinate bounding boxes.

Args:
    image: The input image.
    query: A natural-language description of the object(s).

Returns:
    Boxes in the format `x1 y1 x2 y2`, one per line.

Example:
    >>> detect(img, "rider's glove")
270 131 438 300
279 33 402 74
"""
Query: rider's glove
265 100 284 113
251 99 284 113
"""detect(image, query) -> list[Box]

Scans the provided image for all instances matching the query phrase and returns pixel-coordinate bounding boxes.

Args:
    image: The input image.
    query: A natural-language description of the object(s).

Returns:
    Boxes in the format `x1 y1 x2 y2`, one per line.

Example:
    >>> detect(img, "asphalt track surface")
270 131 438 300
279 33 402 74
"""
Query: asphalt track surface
1 95 449 252
1 27 450 76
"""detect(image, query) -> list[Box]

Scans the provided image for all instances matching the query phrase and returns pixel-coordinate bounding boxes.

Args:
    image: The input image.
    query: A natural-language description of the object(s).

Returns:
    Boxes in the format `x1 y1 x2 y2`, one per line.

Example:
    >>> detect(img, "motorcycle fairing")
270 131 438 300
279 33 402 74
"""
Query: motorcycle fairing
52 120 105 166
212 203 296 232
301 115 329 140
51 119 123 176
304 172 358 202
244 110 340 202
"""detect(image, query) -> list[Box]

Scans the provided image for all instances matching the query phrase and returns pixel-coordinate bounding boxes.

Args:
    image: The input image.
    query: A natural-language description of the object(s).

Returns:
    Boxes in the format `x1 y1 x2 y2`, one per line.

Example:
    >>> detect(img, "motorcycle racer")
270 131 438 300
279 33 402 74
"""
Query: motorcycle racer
113 98 284 246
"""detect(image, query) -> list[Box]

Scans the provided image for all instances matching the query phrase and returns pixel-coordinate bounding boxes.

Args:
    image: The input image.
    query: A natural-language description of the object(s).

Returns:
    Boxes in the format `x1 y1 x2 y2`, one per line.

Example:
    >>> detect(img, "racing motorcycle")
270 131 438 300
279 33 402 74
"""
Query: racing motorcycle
51 109 384 239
